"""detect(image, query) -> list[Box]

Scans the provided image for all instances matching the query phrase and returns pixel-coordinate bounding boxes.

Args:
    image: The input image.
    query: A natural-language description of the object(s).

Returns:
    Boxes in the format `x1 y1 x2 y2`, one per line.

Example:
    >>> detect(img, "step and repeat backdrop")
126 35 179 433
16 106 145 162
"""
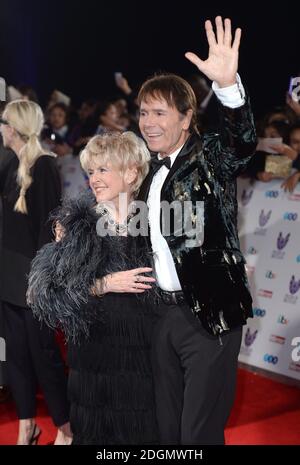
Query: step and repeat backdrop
237 177 300 380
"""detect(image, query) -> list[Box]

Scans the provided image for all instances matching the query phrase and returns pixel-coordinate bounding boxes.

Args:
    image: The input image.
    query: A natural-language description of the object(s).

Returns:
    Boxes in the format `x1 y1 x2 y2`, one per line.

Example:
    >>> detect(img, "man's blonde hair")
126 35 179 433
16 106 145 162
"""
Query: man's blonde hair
80 131 150 196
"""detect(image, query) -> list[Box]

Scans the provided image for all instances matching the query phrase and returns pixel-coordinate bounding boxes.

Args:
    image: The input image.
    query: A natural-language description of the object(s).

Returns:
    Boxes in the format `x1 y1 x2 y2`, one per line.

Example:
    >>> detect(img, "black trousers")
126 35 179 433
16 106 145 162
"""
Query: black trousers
2 301 69 426
151 302 242 445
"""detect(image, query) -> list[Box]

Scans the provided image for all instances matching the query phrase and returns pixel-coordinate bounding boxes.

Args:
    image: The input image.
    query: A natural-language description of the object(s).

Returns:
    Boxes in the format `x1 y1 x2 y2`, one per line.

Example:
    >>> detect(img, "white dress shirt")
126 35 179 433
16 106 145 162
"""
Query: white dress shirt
148 76 245 291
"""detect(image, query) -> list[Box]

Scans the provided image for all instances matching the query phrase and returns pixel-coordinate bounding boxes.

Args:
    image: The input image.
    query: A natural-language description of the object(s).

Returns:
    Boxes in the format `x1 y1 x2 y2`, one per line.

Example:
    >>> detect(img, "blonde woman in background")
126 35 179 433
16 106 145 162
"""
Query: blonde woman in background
0 100 71 445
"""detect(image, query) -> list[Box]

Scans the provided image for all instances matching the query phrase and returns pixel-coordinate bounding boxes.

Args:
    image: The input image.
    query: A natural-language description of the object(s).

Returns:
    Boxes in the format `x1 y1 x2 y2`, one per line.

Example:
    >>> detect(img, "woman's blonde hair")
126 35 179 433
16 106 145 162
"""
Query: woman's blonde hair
80 131 150 196
3 100 49 214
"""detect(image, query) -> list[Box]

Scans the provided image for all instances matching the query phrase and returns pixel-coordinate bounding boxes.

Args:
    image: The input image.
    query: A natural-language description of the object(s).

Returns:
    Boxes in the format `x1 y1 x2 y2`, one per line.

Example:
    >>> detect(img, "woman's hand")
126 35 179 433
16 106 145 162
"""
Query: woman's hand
185 17 240 88
54 221 65 242
90 267 156 296
281 171 300 193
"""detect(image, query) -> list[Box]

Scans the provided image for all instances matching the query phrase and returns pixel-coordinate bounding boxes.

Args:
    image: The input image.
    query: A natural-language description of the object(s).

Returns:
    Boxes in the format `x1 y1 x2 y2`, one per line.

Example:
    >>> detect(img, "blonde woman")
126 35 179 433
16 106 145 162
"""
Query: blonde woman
28 132 159 444
0 100 71 445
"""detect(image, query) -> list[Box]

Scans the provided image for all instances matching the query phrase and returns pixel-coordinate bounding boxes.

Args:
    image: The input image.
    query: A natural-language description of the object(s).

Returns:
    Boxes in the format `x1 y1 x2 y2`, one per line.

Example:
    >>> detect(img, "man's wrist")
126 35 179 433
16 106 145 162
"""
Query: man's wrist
212 73 245 108
216 79 237 88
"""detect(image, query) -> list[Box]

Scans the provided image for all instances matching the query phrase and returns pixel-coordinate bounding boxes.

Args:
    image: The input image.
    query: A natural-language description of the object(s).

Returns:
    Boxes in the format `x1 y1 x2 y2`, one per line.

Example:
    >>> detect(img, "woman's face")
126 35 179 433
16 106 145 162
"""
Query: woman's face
264 125 281 138
104 104 118 123
87 160 135 207
0 115 14 148
49 107 67 130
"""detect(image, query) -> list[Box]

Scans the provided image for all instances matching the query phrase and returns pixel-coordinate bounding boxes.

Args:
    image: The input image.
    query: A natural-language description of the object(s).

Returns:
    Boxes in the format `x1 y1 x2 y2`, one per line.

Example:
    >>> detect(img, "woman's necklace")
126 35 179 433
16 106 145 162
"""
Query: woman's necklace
96 201 136 236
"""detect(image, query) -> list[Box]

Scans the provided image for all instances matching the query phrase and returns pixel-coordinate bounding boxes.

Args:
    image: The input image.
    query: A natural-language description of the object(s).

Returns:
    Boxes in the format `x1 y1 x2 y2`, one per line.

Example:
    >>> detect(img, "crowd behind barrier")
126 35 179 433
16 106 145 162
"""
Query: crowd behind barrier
237 177 300 380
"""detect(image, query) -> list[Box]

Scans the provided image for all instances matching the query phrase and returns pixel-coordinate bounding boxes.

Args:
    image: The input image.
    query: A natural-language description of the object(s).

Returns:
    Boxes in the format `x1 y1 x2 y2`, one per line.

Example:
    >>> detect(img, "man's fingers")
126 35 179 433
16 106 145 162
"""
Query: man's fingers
215 16 224 45
224 18 232 46
205 20 217 48
185 52 206 72
232 28 242 51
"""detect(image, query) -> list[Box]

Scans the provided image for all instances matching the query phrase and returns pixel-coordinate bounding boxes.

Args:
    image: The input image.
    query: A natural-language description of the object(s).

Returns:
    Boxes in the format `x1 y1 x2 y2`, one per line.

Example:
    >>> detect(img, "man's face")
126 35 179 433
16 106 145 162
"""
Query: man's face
139 96 191 157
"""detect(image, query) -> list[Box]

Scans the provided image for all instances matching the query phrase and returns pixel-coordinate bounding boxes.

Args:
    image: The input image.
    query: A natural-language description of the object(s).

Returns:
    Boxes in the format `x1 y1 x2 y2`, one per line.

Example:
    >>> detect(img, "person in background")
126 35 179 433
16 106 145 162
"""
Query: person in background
0 100 71 445
95 100 126 135
281 124 300 192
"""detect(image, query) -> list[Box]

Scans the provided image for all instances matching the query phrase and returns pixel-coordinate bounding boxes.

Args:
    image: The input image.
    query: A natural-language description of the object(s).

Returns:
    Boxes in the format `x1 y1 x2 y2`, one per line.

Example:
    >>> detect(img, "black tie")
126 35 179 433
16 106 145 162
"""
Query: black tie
151 156 171 173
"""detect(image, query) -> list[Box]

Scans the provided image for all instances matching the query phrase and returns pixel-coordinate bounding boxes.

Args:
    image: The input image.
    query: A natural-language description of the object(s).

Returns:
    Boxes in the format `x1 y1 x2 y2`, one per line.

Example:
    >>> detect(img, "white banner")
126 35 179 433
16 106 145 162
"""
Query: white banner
237 177 300 380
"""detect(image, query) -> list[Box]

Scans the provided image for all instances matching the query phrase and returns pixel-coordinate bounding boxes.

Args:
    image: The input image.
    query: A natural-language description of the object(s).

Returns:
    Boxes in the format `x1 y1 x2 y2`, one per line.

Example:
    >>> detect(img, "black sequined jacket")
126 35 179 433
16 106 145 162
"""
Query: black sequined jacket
138 97 257 335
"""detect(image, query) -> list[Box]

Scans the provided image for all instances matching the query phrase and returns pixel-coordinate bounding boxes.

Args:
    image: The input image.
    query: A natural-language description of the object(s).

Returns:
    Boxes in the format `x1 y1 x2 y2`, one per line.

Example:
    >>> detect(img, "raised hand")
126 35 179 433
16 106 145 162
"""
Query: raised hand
185 16 241 88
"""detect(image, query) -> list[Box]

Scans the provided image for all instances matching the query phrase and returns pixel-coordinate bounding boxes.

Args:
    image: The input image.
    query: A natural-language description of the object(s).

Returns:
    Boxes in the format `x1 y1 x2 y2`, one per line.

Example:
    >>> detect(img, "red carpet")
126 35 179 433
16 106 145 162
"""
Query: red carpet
0 367 300 445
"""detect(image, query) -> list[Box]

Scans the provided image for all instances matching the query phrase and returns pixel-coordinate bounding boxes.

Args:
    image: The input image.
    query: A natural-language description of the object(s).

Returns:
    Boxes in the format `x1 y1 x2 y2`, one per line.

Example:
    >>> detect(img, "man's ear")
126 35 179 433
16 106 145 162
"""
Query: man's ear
182 109 193 131
124 166 138 185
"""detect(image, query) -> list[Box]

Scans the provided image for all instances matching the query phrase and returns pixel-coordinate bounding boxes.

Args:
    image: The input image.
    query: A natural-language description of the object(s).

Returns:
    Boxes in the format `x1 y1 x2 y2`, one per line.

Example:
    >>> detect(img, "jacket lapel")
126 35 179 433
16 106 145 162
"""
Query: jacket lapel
161 133 201 201
138 133 202 203
137 166 156 202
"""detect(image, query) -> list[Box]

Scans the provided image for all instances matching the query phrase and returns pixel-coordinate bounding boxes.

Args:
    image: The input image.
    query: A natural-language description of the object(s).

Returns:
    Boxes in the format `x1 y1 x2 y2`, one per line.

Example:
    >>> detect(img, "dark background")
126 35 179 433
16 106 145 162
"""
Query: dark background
0 0 299 118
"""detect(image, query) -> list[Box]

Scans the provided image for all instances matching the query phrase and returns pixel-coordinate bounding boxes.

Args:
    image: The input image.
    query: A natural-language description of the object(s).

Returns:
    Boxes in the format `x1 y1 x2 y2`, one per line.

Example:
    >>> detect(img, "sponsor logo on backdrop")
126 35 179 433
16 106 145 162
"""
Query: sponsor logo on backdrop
283 212 298 221
263 354 279 364
240 328 258 356
244 328 258 346
255 209 272 236
241 189 253 206
290 276 300 294
265 190 279 199
265 270 276 279
258 289 273 298
288 193 300 202
269 334 286 344
284 275 300 304
277 315 289 325
253 307 266 317
271 232 290 259
277 232 290 250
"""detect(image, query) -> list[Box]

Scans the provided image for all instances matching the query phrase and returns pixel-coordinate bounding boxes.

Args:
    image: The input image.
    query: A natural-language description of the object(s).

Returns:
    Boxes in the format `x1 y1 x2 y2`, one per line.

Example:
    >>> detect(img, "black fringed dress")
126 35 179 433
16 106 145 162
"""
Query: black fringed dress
27 193 159 445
